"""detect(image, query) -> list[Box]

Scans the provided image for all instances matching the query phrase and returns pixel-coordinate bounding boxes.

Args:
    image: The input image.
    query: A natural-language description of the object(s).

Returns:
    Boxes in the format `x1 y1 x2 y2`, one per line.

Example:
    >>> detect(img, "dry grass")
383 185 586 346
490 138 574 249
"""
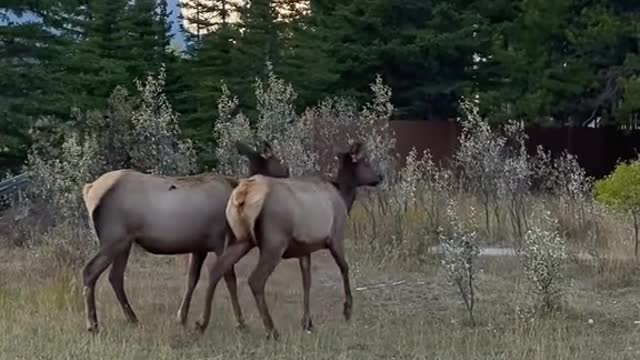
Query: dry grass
2 229 640 360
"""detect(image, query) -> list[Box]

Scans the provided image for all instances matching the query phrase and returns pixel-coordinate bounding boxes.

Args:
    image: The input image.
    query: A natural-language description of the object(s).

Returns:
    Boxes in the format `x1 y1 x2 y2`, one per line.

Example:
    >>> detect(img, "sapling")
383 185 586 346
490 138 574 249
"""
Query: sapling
517 211 567 313
440 202 480 325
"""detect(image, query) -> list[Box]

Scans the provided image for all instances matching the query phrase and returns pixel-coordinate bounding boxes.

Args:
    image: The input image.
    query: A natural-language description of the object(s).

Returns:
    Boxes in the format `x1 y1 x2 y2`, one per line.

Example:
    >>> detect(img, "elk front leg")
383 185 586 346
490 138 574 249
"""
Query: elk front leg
299 255 313 332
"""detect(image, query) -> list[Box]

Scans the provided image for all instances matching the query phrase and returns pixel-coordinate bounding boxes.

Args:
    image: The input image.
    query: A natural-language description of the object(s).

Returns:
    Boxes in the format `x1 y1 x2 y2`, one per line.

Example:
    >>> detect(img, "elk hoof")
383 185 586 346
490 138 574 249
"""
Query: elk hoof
302 318 314 333
194 321 206 334
343 303 352 321
86 322 99 333
236 322 248 332
177 312 187 326
266 329 280 341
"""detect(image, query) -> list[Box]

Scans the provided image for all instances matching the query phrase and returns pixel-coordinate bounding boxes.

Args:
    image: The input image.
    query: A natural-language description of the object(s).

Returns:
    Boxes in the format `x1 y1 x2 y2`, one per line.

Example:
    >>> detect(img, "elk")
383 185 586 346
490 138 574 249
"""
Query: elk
80 141 289 333
193 142 383 339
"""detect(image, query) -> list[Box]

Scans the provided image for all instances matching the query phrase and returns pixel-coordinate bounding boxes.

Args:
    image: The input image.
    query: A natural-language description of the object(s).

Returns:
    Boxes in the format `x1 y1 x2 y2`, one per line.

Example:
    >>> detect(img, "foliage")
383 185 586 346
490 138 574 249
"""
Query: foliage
440 201 480 325
517 211 567 313
321 0 484 120
20 66 195 262
594 160 640 213
3 1 640 171
255 63 318 176
0 0 176 173
213 66 395 178
129 66 196 176
453 98 536 238
25 118 104 233
211 83 255 176
594 159 640 256
84 86 135 170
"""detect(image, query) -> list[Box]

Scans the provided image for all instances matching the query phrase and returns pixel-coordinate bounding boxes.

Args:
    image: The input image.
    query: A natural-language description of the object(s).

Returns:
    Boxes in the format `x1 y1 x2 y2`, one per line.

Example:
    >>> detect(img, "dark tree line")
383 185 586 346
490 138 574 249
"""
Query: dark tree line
1 0 639 171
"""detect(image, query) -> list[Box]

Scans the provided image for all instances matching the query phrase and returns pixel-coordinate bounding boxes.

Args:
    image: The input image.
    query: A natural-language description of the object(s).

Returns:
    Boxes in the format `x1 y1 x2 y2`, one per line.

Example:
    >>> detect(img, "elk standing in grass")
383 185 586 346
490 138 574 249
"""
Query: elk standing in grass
194 142 383 339
80 141 289 332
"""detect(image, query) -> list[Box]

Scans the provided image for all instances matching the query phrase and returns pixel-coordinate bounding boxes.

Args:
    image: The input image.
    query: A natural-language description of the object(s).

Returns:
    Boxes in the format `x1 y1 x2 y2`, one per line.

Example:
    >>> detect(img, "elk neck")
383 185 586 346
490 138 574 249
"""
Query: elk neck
334 168 358 213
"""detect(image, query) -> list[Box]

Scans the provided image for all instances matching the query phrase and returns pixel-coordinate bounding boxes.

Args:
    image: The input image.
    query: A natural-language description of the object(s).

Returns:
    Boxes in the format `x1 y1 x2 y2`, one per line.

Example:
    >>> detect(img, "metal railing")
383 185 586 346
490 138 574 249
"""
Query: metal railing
0 173 30 198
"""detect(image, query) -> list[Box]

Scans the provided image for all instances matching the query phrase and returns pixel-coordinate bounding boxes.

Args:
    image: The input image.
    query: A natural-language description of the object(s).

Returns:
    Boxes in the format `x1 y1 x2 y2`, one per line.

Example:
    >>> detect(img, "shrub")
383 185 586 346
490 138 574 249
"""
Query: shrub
213 65 396 179
594 159 640 257
25 119 105 230
356 75 397 177
24 121 105 263
517 211 567 313
85 86 135 170
212 83 255 176
20 65 195 264
129 65 196 176
254 64 319 176
454 100 532 237
440 201 480 325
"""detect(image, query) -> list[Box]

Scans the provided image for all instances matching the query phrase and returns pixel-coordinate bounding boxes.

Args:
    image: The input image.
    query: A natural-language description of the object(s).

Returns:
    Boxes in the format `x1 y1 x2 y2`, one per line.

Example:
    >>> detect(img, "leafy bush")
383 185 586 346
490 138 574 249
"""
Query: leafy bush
25 119 105 230
85 86 135 170
440 201 480 325
254 65 319 176
20 65 196 263
453 99 536 239
594 159 640 257
24 122 104 263
213 65 396 178
129 66 196 176
211 84 255 176
517 211 567 313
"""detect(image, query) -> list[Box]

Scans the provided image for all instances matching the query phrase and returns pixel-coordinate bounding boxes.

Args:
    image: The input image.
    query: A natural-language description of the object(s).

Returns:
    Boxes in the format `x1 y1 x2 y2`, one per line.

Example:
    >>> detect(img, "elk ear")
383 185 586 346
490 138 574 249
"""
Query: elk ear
235 141 256 157
260 141 273 159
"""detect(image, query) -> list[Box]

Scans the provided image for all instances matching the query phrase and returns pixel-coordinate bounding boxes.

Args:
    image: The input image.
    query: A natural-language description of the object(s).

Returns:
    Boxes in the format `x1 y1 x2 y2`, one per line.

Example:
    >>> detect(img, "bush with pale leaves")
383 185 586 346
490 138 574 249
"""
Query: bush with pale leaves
517 212 567 312
130 66 196 176
440 202 480 325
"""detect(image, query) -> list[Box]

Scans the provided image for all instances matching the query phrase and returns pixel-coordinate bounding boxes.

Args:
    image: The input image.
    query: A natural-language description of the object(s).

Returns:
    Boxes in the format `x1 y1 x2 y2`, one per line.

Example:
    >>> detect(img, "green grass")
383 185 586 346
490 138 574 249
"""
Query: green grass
1 246 640 360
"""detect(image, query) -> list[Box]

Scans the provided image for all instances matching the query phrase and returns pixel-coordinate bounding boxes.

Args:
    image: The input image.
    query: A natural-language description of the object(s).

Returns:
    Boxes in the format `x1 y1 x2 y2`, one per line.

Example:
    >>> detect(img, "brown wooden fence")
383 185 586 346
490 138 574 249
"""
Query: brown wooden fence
388 120 640 178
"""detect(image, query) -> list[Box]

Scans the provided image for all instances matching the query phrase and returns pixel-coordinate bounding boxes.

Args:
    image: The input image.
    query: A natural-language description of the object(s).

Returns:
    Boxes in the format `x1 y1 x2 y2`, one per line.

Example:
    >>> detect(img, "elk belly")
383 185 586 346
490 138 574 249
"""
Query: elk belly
291 196 334 245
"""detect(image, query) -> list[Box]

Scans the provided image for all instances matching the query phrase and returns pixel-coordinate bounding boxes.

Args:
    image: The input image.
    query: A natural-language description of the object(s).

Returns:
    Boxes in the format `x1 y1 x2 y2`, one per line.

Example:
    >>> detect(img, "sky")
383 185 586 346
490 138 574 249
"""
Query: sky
167 0 187 48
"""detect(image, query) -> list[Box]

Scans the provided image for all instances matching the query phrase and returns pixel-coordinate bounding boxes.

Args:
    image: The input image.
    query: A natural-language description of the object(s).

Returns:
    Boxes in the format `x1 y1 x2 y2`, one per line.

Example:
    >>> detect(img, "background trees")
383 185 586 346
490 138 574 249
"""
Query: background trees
1 0 639 172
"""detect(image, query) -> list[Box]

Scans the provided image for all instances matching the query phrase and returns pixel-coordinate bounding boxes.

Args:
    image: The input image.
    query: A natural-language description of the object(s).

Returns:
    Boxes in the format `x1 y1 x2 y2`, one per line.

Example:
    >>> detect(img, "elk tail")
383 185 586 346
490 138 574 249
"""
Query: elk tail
225 177 269 245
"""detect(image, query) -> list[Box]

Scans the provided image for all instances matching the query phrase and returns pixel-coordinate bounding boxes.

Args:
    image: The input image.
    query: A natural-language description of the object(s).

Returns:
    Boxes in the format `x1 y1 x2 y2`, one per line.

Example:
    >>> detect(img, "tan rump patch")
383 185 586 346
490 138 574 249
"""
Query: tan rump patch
226 177 270 244
82 170 127 219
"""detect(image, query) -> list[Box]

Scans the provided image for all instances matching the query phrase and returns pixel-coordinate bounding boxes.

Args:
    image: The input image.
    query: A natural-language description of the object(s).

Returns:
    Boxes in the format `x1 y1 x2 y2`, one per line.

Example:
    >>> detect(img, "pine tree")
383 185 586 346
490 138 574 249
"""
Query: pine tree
480 0 640 126
231 0 282 102
277 0 339 109
320 0 486 120
0 1 83 170
178 0 246 167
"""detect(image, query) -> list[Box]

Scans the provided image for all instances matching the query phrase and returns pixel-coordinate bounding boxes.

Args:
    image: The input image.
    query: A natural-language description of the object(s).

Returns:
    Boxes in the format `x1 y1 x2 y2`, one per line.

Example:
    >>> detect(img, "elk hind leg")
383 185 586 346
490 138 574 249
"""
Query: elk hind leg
177 251 207 325
221 263 247 330
248 244 286 340
195 241 252 333
108 243 138 324
299 255 313 332
82 249 116 332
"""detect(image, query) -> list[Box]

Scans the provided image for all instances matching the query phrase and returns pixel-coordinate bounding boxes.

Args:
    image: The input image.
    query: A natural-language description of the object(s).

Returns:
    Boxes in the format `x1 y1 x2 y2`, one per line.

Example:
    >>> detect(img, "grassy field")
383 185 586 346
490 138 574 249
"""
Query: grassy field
2 240 640 360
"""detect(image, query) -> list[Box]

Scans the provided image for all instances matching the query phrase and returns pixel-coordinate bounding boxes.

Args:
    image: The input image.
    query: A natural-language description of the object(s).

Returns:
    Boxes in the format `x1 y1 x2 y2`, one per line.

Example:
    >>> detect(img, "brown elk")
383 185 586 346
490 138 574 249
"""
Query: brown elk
80 141 289 333
193 142 383 339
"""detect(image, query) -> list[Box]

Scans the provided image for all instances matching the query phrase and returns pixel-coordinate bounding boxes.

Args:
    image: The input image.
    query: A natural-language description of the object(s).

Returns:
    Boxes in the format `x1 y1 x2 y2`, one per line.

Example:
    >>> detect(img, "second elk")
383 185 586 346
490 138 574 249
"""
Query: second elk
194 142 384 339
